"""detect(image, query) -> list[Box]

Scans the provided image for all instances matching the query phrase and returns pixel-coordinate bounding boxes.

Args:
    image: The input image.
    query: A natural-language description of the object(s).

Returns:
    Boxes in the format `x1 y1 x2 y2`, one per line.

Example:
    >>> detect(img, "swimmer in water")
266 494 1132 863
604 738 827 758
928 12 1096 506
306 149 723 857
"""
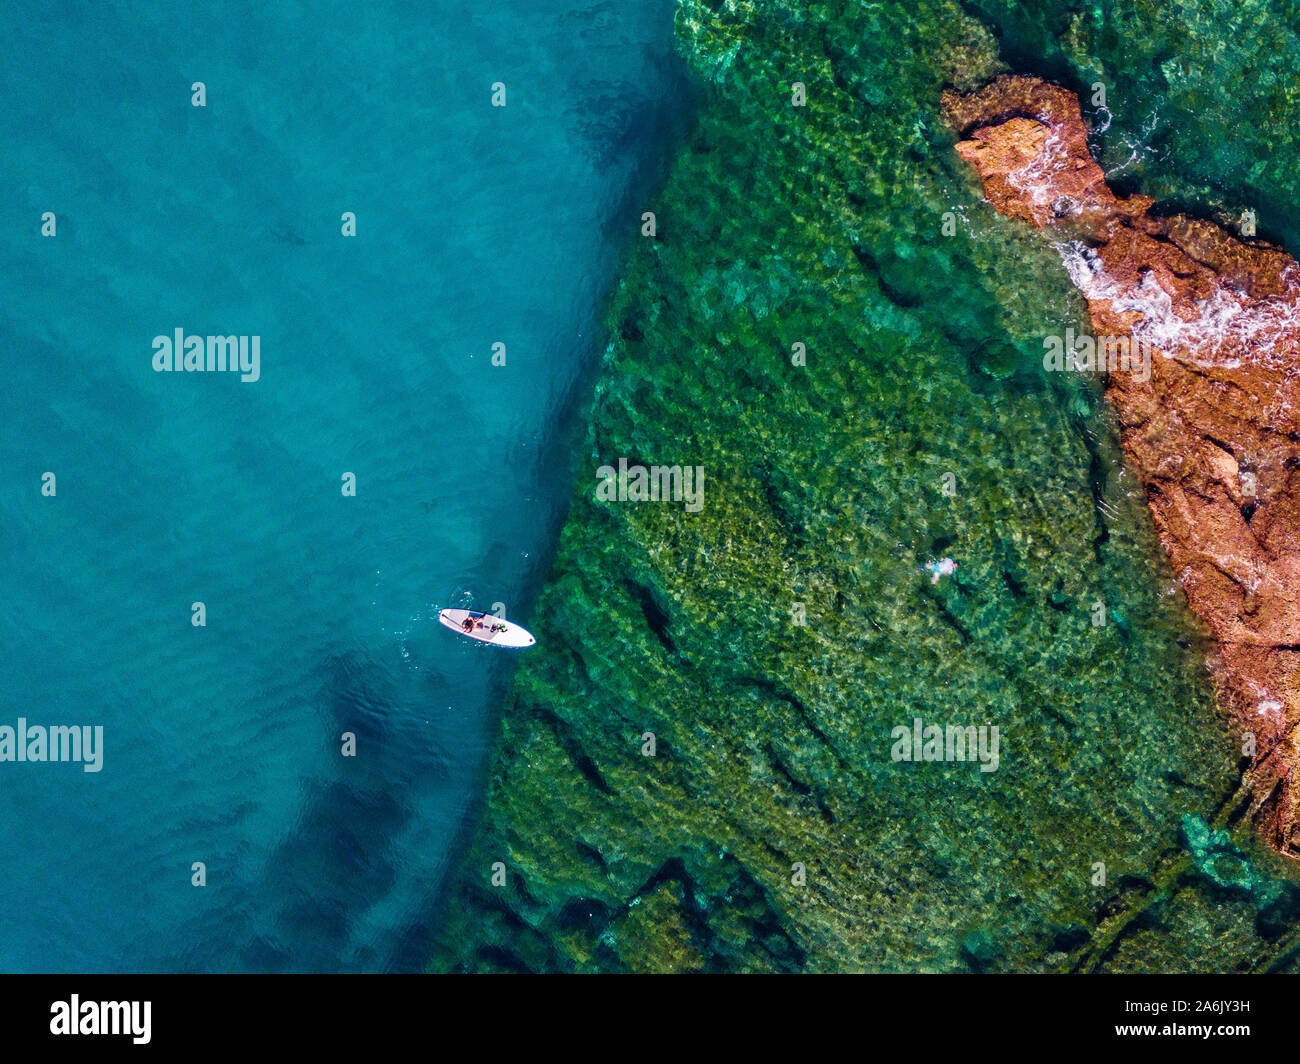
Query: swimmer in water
925 557 958 584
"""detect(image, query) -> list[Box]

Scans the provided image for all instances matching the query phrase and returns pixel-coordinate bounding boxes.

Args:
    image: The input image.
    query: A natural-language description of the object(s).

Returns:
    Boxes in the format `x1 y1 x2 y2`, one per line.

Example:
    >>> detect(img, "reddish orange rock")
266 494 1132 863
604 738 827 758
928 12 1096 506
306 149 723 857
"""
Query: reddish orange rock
944 75 1300 857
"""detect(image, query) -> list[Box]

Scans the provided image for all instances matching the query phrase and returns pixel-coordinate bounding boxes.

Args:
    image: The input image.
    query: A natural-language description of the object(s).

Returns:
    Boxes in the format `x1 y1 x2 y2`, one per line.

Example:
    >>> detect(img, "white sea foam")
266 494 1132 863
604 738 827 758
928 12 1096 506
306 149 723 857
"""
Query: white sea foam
1056 241 1300 372
1005 125 1070 215
1006 109 1300 377
1247 681 1286 729
1103 109 1161 180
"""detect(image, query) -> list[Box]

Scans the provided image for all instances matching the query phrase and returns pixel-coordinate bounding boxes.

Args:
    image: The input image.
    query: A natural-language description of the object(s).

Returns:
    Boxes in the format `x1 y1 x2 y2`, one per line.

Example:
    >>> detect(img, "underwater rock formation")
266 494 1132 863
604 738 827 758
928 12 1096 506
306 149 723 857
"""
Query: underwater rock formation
946 76 1300 857
427 2 1300 975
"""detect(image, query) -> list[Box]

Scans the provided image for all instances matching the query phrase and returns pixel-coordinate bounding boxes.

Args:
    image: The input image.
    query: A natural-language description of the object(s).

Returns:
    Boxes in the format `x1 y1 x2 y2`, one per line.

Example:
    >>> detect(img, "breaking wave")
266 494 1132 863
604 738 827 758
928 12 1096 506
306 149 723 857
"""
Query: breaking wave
1056 241 1300 372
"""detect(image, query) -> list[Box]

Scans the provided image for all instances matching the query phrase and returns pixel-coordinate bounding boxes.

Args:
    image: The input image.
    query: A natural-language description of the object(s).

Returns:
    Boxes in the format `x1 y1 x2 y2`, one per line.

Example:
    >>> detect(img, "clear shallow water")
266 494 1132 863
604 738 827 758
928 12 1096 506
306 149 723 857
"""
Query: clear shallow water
0 0 689 971
431 0 1300 973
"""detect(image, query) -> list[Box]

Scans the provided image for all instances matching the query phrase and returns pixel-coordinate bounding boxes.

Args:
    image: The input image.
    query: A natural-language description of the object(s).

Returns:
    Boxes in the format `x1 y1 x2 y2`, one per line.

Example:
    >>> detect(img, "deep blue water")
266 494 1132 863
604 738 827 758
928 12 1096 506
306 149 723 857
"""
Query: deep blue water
0 0 688 971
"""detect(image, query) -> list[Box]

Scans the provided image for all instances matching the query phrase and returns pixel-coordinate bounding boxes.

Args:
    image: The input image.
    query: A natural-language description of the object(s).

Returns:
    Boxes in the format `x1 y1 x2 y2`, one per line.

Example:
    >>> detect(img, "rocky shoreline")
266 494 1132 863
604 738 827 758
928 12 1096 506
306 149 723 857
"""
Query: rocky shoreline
946 76 1300 858
426 4 1300 973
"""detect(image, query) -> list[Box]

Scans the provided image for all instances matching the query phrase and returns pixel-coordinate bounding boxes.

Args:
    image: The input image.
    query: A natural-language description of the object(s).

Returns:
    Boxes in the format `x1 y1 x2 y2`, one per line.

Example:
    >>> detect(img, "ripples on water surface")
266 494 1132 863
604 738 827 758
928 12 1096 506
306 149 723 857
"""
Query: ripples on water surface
0 0 690 971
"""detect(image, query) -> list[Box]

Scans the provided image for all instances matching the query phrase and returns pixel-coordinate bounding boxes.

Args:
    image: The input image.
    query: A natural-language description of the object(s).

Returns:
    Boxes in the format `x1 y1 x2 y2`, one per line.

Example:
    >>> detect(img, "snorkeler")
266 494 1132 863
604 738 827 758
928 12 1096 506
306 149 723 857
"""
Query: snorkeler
924 557 958 584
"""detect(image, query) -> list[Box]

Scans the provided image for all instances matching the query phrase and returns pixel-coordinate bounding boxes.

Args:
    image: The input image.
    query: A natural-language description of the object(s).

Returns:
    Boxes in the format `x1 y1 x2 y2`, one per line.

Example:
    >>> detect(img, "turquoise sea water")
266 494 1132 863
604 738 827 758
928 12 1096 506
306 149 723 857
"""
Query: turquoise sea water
0 1 688 971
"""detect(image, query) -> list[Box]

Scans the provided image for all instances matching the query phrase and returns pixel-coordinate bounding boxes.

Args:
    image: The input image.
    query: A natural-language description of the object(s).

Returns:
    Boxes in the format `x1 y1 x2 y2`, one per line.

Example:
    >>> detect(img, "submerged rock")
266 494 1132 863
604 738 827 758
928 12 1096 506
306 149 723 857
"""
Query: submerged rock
1181 814 1257 893
946 75 1300 859
429 7 1300 974
959 928 1002 970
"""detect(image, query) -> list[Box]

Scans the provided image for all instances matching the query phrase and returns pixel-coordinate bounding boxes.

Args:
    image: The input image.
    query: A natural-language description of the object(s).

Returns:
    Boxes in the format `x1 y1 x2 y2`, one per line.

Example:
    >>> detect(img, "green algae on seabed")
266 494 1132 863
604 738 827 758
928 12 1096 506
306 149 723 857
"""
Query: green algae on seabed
429 0 1300 972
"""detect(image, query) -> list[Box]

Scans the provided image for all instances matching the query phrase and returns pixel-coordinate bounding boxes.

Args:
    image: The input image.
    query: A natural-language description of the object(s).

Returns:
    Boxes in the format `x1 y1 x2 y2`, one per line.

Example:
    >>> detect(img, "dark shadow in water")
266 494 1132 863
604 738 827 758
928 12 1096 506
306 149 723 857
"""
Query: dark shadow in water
185 6 699 975
235 648 456 973
405 41 700 975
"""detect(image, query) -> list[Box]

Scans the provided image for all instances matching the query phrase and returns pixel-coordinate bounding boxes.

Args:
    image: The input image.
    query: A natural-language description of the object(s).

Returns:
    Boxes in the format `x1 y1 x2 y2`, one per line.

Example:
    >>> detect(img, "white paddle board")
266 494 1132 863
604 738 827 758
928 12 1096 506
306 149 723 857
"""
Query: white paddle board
438 609 536 648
